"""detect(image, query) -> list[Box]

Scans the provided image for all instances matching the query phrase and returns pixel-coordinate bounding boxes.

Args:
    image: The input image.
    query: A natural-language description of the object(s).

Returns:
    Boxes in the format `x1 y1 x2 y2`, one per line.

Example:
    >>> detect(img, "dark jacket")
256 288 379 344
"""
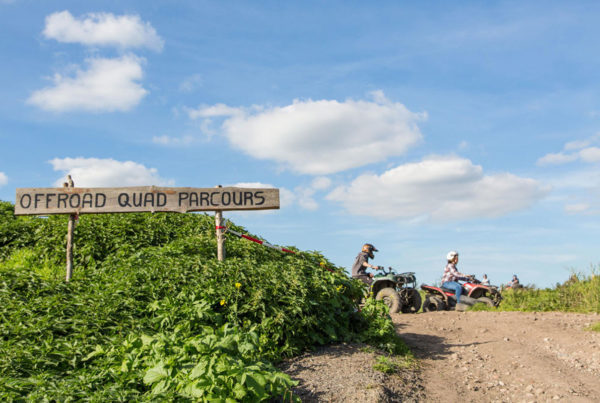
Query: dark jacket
351 251 370 277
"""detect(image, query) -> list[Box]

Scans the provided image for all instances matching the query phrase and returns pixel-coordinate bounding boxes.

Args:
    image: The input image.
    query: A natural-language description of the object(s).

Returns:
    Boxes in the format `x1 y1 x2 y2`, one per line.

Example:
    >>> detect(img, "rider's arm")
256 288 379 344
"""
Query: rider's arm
362 261 377 269
449 265 469 280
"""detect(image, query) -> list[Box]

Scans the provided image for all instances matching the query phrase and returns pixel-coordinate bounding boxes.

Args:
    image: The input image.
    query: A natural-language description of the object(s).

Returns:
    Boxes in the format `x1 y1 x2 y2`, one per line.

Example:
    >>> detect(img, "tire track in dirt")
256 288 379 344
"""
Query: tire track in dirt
394 311 600 402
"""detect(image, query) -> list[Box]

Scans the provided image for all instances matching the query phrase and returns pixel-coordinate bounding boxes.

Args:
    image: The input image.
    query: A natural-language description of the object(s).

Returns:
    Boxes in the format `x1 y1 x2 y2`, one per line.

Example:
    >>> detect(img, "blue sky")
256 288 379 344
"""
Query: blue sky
2 1 600 288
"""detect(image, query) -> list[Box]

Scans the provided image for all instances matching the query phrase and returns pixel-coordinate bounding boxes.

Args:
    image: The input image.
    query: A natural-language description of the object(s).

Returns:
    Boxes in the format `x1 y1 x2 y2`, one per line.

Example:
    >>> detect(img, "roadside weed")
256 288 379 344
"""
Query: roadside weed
373 355 416 374
586 322 600 332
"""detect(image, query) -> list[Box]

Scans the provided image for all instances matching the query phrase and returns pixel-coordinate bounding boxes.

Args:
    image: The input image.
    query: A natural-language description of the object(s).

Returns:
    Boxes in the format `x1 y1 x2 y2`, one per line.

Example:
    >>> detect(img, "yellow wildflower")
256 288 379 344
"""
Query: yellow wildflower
235 282 242 289
220 299 226 306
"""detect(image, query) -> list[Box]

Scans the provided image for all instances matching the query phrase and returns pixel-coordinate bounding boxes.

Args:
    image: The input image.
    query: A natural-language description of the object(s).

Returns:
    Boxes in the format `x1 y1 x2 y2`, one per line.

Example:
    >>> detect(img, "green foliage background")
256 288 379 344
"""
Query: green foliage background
0 201 408 401
469 269 600 314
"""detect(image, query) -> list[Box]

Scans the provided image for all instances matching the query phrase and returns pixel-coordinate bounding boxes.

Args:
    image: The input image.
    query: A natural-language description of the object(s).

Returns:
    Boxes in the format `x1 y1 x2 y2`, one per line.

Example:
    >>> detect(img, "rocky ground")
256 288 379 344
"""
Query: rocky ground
279 311 600 402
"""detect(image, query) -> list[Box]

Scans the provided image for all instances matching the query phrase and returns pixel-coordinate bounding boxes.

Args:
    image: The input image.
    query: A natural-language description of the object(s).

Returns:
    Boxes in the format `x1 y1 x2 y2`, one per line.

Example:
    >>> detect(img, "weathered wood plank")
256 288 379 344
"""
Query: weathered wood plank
14 186 280 215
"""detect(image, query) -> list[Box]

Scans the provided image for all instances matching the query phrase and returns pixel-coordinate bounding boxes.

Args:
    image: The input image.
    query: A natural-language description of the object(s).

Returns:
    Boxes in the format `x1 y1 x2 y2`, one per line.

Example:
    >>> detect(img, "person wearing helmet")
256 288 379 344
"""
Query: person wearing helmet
441 251 472 303
351 243 382 285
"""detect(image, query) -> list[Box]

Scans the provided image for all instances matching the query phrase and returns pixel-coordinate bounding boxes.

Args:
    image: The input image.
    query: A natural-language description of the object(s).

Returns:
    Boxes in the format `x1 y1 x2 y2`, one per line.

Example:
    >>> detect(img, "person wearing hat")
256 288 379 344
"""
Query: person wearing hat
351 243 382 285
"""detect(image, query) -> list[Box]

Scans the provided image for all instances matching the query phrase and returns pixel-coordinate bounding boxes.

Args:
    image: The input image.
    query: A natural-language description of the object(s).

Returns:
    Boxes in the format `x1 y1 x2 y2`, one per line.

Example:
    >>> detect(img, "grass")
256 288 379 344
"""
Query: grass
586 322 600 332
372 355 416 374
468 268 600 314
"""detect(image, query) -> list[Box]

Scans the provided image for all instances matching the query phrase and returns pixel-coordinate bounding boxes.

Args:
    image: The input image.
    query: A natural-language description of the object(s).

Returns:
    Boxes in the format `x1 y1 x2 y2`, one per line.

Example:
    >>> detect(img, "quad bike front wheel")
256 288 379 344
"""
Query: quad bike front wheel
375 287 401 313
422 295 446 312
400 288 422 313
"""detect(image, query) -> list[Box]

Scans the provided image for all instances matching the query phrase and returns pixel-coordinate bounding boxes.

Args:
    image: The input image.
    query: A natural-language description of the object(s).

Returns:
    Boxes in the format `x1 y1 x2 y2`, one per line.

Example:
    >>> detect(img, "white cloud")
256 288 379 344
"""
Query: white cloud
311 177 332 191
0 172 7 187
536 135 600 214
49 157 173 187
537 152 579 166
327 155 548 221
43 11 163 51
187 92 425 175
152 135 194 146
227 181 332 211
458 140 470 151
228 182 294 211
286 177 333 210
187 103 244 119
578 147 600 163
564 139 592 151
564 203 590 214
537 134 600 165
296 188 319 210
27 55 147 112
179 74 203 92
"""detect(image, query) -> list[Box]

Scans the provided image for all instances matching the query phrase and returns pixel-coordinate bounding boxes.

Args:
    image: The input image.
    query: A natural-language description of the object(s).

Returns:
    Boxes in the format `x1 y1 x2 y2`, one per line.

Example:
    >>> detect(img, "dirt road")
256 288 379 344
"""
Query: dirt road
395 311 600 402
281 311 600 402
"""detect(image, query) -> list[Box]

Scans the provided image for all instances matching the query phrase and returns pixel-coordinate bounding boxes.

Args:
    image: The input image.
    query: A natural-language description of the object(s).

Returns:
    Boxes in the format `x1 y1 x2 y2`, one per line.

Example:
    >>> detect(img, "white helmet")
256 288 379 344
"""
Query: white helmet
446 251 459 262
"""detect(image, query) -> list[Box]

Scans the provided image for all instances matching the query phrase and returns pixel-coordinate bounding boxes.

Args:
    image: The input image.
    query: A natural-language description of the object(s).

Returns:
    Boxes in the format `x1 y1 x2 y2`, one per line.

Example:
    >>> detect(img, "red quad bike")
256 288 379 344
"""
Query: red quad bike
421 277 502 312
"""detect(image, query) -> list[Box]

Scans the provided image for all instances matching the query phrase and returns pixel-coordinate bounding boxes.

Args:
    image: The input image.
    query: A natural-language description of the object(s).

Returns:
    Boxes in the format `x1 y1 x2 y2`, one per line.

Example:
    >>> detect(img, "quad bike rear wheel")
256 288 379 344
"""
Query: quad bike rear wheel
476 296 495 307
375 287 401 313
422 295 446 312
400 288 422 313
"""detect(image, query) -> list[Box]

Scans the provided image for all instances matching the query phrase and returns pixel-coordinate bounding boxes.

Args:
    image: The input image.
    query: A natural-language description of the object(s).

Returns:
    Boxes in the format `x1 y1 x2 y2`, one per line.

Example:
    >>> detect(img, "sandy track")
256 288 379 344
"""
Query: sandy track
394 311 600 402
280 311 600 402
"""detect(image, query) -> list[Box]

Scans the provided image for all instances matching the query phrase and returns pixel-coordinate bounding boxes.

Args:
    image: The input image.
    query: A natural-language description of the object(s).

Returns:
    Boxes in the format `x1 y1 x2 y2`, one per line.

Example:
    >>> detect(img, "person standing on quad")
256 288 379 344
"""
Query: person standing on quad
508 274 520 288
351 243 382 285
481 274 490 285
441 251 472 303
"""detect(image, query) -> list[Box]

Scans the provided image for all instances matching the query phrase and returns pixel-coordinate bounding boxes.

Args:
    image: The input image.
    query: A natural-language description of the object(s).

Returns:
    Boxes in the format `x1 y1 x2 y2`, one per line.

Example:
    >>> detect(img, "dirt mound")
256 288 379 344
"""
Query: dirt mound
278 343 424 402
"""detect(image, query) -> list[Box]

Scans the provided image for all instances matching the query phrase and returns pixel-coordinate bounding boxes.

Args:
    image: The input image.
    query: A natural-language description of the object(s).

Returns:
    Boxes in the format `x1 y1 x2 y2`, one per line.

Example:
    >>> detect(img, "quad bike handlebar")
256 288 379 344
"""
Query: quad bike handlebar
377 266 392 274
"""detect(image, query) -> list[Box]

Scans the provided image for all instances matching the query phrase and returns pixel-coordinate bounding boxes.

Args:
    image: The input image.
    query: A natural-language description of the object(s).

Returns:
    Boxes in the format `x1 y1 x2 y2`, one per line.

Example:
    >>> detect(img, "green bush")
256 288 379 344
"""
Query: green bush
0 201 406 400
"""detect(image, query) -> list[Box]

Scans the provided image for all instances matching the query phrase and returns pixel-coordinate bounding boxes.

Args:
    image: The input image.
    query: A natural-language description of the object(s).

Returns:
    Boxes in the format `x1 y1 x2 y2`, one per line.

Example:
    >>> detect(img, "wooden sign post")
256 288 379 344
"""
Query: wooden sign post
215 185 225 262
64 175 75 282
15 182 280 279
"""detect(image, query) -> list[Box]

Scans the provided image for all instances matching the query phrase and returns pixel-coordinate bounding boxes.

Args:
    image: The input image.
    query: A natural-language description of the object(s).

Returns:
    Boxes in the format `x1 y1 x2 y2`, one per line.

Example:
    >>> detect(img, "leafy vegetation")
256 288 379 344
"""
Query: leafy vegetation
0 200 409 401
469 269 600 313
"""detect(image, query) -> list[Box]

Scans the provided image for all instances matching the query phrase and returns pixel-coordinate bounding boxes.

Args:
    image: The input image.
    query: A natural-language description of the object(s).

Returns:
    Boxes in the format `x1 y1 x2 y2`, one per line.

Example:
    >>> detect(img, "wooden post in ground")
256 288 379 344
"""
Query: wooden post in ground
64 175 75 282
215 185 225 261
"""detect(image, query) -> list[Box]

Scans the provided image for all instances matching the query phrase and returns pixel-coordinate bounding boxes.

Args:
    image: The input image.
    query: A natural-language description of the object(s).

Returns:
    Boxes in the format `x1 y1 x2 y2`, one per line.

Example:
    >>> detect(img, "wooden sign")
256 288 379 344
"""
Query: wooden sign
14 186 280 216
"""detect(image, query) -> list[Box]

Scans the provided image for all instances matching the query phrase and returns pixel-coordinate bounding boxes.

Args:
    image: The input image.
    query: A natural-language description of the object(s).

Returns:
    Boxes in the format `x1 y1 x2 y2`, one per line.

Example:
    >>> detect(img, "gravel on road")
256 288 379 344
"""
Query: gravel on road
280 311 600 402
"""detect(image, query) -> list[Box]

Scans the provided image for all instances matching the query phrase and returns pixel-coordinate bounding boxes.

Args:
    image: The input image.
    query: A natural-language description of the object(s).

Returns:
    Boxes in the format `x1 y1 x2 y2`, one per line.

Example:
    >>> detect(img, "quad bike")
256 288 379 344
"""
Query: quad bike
421 276 502 312
368 267 422 314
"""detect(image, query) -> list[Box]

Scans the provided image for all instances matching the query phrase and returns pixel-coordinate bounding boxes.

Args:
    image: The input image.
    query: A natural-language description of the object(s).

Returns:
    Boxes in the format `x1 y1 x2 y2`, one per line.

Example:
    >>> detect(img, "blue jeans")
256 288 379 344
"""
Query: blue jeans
442 281 463 303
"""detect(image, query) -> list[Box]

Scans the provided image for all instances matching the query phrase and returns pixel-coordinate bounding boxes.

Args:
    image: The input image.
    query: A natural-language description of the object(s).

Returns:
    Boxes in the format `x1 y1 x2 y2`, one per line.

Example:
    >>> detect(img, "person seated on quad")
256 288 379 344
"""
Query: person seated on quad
351 243 382 285
481 274 490 285
441 251 472 303
508 274 520 288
